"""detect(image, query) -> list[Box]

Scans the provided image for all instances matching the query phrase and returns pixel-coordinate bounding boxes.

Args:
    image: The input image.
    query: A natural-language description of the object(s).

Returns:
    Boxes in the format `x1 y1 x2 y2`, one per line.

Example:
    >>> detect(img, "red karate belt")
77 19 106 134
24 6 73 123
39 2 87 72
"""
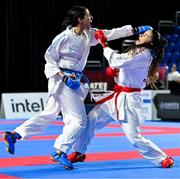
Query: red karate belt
96 84 141 119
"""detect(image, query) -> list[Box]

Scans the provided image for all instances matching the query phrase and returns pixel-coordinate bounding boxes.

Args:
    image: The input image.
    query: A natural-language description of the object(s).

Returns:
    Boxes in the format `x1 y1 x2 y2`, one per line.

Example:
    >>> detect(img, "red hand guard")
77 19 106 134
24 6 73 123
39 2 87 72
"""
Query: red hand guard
94 30 108 48
106 67 119 77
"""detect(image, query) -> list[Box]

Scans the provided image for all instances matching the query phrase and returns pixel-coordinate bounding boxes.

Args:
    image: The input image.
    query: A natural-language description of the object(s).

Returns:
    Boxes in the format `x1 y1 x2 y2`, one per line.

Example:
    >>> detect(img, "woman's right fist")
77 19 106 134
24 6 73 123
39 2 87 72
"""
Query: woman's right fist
94 30 108 48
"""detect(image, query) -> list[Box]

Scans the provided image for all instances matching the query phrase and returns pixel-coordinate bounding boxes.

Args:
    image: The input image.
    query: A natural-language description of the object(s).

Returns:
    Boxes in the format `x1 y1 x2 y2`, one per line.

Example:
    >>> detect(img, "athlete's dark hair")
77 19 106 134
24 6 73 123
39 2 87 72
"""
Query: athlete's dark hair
147 30 167 88
60 5 87 32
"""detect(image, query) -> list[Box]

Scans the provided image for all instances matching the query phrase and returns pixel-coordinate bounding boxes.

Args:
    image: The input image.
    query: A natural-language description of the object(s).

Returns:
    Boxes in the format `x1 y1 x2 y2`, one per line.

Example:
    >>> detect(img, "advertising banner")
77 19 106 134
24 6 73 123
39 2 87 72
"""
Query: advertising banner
154 94 180 120
1 93 48 119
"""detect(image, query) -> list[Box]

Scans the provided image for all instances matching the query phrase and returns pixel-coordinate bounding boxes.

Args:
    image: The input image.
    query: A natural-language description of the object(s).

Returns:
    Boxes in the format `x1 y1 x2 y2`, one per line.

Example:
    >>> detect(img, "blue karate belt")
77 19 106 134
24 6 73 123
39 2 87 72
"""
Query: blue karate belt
60 68 90 87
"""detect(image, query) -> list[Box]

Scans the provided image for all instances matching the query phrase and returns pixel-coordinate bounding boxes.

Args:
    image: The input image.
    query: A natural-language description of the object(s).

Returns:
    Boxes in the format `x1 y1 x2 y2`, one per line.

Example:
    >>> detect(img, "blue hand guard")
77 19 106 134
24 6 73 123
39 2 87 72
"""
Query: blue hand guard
63 76 80 90
135 25 153 34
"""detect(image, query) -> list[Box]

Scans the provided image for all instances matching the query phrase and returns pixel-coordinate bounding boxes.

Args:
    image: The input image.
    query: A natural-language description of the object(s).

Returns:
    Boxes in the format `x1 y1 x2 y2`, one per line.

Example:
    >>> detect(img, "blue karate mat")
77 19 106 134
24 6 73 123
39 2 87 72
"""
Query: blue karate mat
0 117 180 179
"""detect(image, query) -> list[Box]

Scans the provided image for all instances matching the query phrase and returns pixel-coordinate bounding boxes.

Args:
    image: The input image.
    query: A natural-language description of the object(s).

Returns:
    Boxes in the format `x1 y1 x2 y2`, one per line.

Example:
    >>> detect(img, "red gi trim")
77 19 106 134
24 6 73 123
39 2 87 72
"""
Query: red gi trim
96 84 141 120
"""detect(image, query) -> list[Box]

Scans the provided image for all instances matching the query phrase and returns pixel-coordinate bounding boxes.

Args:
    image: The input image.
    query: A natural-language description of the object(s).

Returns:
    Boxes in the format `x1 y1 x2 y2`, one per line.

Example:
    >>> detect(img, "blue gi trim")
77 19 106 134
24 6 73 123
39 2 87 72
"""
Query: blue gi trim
60 68 90 87
143 99 151 103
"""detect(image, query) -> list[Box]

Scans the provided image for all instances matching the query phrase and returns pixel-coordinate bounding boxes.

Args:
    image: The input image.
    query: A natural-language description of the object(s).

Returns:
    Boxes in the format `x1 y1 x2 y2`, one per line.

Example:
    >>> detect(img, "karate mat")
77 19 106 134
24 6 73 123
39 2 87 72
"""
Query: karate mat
0 118 180 179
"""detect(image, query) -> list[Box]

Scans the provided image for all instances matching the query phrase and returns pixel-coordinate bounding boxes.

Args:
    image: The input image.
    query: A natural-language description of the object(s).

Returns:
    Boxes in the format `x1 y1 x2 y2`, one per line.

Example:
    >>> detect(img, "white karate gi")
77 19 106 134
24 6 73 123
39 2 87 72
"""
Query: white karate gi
14 25 135 153
73 46 167 166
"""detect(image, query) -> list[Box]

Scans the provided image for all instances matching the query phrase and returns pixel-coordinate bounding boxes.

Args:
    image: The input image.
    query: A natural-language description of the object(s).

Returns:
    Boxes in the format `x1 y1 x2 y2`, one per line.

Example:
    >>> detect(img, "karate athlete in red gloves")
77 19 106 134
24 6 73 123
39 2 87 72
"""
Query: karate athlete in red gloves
68 27 174 168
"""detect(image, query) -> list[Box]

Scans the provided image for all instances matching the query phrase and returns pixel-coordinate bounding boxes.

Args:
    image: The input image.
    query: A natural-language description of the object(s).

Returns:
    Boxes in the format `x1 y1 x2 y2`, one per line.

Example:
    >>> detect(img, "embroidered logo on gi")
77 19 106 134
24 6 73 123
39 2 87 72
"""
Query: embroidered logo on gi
134 47 145 55
69 45 74 52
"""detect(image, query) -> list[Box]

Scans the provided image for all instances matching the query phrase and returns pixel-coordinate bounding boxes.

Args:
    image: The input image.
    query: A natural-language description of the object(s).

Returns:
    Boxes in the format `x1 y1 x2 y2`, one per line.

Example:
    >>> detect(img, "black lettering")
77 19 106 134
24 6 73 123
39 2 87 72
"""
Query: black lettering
15 103 25 112
10 97 45 113
31 102 40 112
40 98 44 110
25 99 31 112
11 99 15 112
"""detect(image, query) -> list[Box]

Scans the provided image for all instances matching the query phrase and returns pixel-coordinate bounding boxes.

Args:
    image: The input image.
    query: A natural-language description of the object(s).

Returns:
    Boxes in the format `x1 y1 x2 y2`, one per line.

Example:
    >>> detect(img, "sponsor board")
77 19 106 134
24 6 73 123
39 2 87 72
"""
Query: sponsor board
0 93 48 119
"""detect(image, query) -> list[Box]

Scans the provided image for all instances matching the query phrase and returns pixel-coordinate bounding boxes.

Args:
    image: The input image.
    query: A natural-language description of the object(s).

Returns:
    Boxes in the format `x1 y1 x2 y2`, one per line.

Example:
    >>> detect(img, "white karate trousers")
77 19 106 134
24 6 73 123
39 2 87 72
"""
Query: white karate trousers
15 82 88 153
73 92 167 166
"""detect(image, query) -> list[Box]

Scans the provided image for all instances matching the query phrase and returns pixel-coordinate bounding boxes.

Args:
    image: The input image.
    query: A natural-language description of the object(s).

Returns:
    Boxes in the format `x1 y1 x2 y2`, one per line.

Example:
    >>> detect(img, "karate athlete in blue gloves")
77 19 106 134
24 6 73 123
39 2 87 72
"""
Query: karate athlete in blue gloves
3 5 154 170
